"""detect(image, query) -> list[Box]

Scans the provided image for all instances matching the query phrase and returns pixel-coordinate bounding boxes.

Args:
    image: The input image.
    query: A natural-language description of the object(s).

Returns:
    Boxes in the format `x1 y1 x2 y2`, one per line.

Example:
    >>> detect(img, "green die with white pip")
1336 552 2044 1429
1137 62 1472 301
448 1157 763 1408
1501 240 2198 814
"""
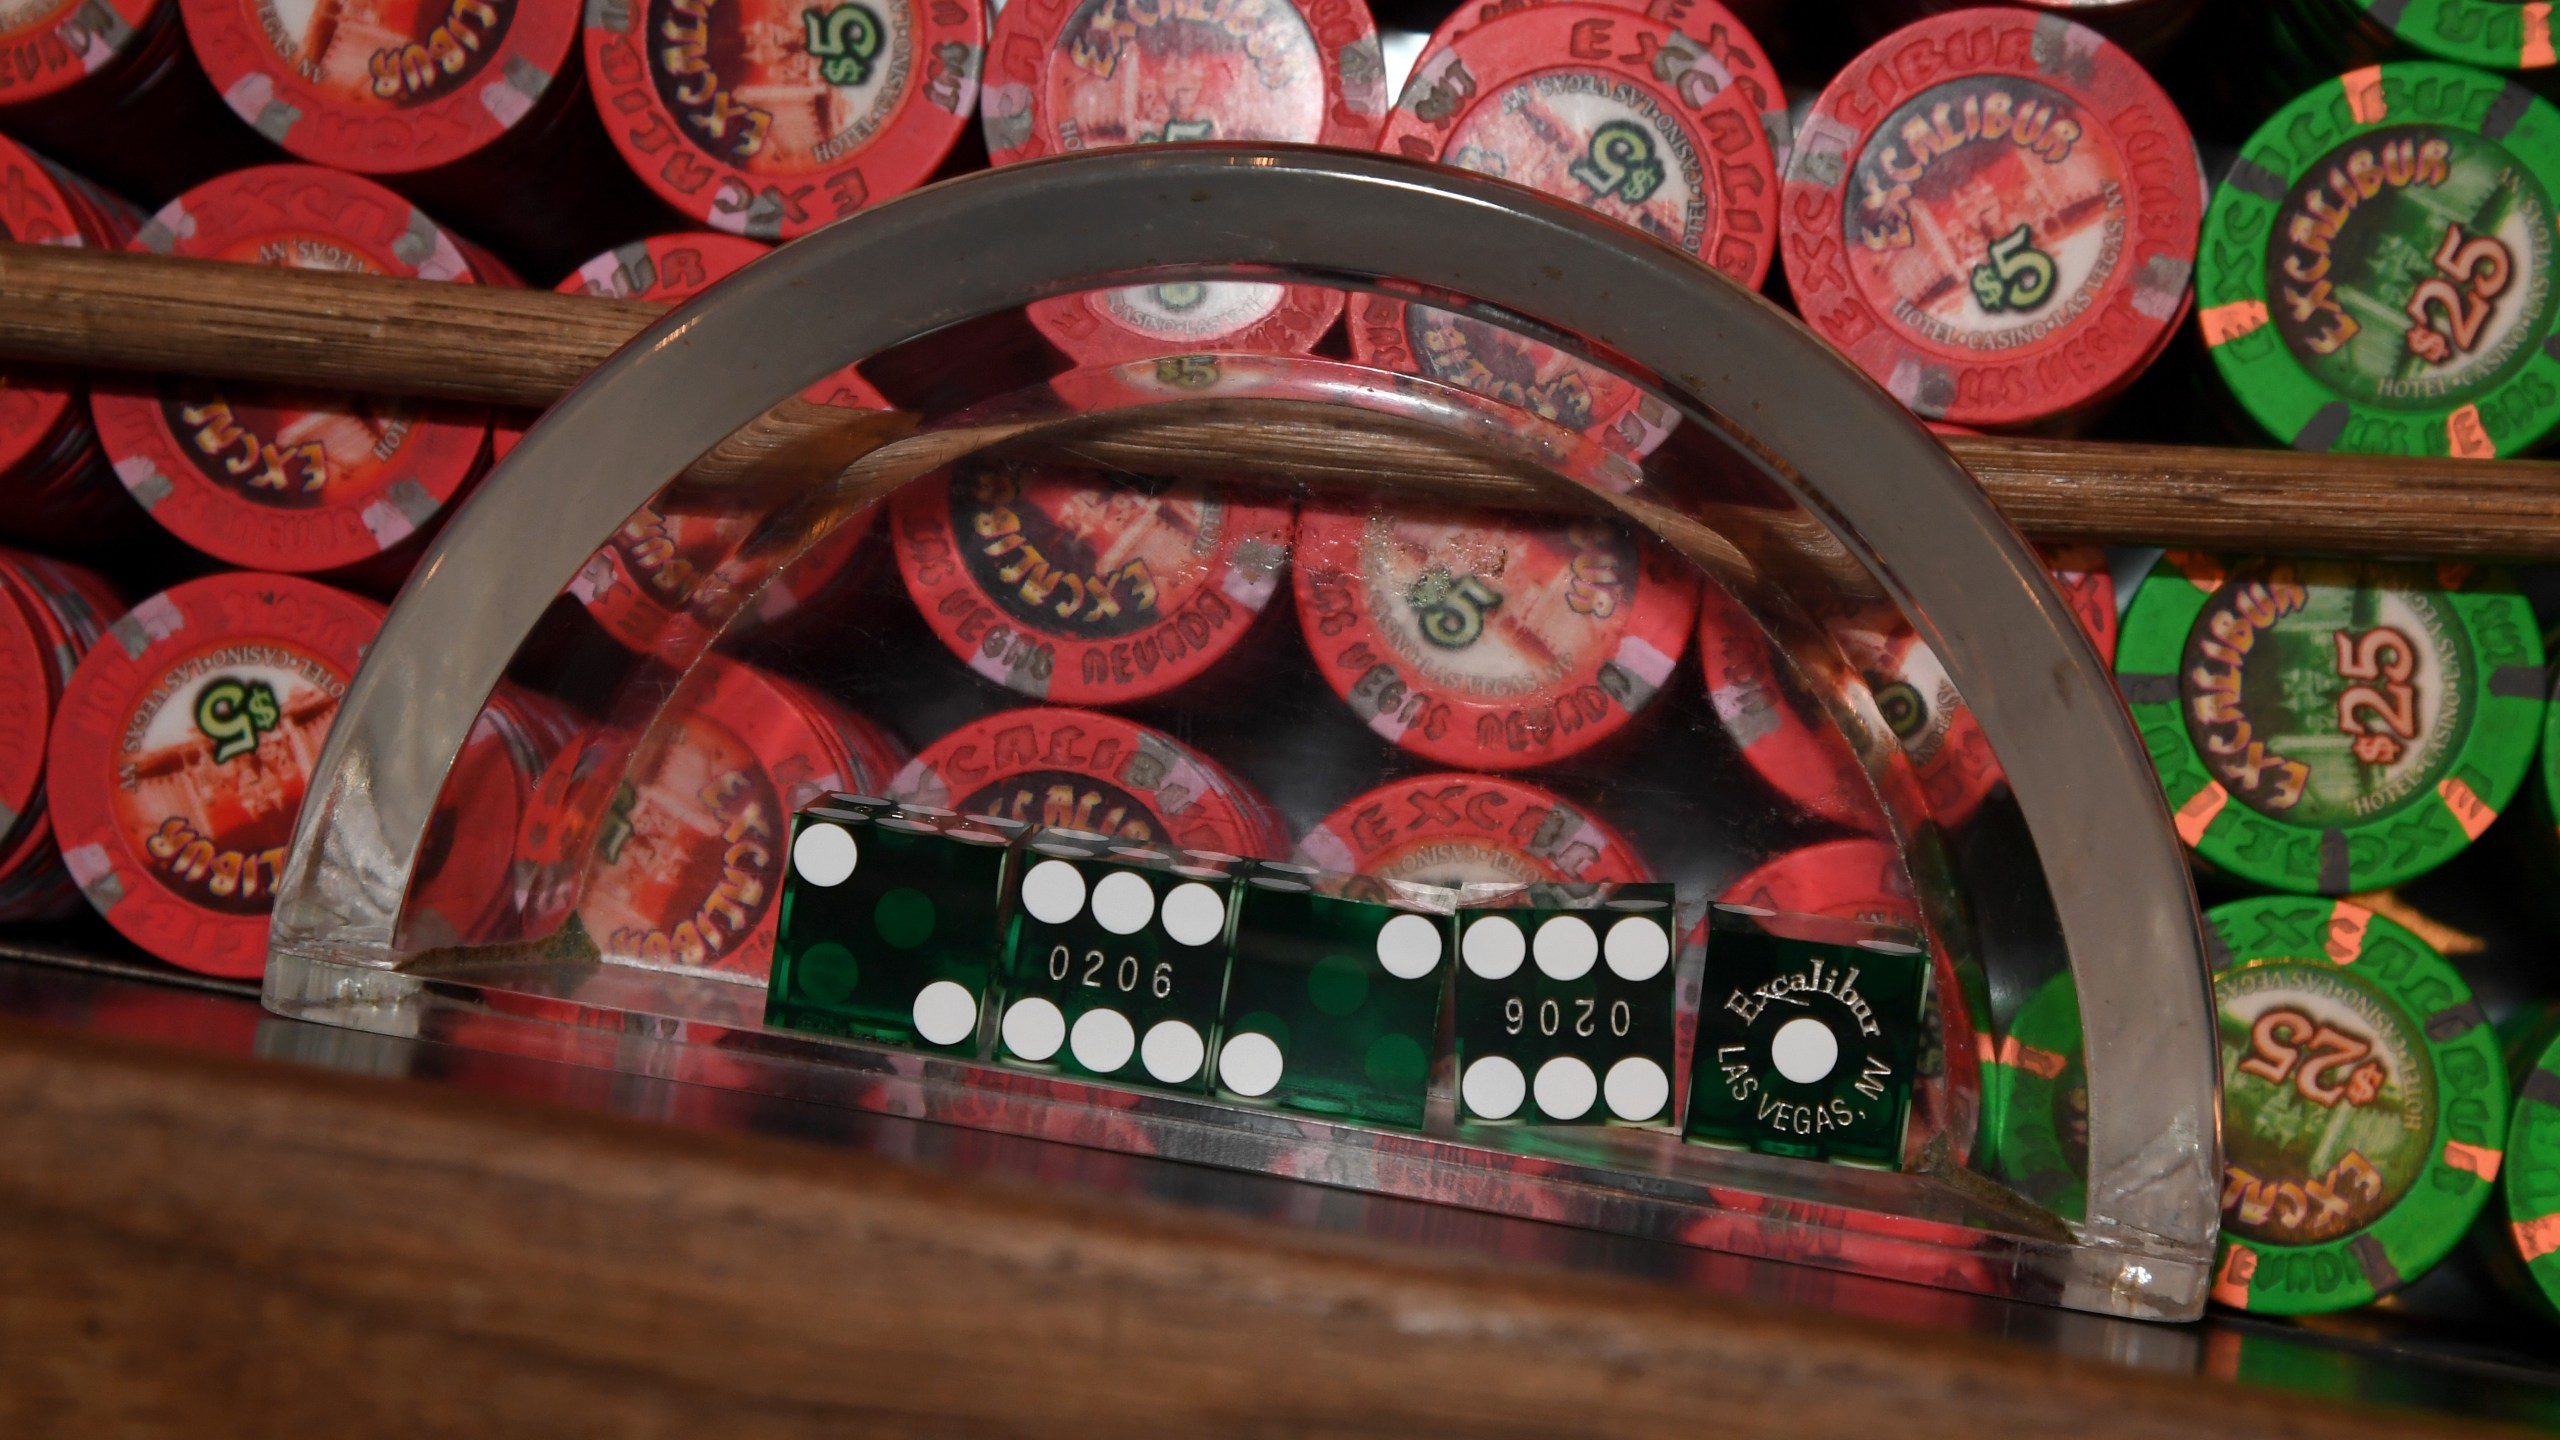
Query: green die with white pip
996 832 1237 1092
767 797 1026 1053
1453 883 1680 1126
1686 907 1927 1166
1214 862 1456 1129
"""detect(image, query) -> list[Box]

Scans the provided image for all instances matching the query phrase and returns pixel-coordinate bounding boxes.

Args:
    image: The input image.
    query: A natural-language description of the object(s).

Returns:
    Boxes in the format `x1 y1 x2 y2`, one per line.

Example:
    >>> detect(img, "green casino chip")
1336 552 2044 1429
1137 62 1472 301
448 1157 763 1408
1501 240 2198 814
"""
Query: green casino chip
2491 1011 2560 1318
2117 552 2543 893
2206 896 2508 1314
1982 971 2089 1224
2541 656 2560 837
2199 63 2560 457
2343 0 2559 71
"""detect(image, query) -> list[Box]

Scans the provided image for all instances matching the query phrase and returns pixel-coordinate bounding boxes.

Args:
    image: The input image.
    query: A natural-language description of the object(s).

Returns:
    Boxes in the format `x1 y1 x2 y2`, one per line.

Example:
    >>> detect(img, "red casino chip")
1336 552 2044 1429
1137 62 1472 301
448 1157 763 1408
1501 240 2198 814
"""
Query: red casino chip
581 0 984 239
1779 7 2200 428
509 232 890 648
566 502 884 653
403 686 580 948
0 140 86 484
180 0 580 174
0 141 146 556
1294 771 1650 886
1412 0 1786 166
1696 575 1885 833
2042 544 2116 666
564 231 773 299
0 567 63 891
1293 499 1697 771
1839 617 1998 829
741 511 882 629
564 657 891 980
46 572 385 977
88 167 497 577
499 231 889 452
890 457 1291 705
0 135 131 491
0 551 121 921
1353 5 1778 457
979 0 1387 364
776 670 909 796
0 0 162 107
492 231 783 464
0 560 140 917
1716 838 1917 928
892 706 1278 857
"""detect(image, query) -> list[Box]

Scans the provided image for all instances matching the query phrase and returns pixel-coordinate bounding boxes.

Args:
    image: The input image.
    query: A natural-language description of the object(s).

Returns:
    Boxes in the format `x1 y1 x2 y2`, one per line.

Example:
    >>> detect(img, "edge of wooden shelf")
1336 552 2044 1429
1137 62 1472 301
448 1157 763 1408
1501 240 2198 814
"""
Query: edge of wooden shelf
7 244 2559 558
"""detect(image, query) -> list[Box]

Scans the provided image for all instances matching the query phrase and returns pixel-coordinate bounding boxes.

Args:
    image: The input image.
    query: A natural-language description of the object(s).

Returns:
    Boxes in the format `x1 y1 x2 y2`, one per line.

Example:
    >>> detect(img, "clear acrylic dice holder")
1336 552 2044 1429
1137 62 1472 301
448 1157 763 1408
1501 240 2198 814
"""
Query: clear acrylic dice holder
260 147 2222 1320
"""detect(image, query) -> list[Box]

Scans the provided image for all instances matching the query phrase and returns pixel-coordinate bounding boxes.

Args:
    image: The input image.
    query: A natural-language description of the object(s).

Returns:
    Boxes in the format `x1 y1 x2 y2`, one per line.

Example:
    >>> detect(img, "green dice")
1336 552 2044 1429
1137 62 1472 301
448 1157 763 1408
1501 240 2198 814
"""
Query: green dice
766 797 1025 1053
1453 883 1681 1126
994 833 1238 1091
1686 907 1927 1166
1214 863 1456 1128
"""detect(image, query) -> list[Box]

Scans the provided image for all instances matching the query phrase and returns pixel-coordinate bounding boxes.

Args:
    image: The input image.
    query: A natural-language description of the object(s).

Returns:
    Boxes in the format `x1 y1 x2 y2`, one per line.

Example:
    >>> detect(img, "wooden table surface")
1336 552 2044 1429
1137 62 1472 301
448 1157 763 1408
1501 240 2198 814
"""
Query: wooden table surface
0 953 2543 1438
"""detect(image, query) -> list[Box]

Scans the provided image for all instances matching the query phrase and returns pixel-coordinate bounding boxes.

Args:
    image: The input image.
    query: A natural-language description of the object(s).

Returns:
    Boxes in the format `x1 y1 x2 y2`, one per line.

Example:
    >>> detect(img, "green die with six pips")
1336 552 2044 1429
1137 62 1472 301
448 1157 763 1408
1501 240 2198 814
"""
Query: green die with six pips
1685 907 1927 1166
1453 883 1680 1126
996 833 1238 1092
1213 863 1455 1128
766 797 1026 1053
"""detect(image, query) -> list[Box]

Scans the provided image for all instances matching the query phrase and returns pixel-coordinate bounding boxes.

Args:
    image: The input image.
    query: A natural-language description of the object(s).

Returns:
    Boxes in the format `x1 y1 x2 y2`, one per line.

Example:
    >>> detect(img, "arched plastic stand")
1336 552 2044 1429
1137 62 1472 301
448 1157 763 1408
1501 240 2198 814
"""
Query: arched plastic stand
262 147 2220 1320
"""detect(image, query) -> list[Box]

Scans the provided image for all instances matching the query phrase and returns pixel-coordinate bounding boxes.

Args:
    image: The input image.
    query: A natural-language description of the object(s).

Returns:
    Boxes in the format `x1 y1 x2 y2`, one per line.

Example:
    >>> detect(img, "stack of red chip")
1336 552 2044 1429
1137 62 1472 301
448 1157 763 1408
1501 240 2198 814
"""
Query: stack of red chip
0 136 149 556
1356 0 1781 457
88 165 507 593
892 706 1286 860
46 571 386 976
979 0 1387 363
0 548 122 922
522 656 907 980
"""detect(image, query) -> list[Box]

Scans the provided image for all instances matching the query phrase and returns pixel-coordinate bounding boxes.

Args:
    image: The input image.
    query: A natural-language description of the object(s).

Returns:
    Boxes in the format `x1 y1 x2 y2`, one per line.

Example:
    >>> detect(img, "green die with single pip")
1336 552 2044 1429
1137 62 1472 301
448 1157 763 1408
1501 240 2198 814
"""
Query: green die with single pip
1686 906 1927 1166
996 832 1238 1092
1213 862 1456 1129
1453 882 1680 1127
766 797 1027 1053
